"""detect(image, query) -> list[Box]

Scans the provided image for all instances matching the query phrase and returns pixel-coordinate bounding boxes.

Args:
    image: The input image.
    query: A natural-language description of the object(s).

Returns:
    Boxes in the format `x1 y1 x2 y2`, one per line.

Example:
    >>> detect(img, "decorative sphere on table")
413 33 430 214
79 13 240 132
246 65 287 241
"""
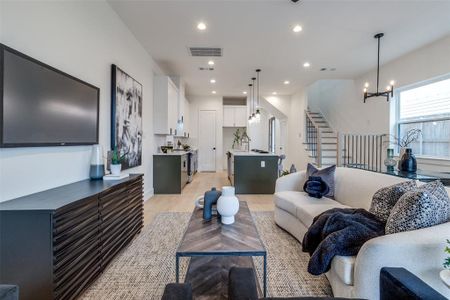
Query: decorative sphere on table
217 186 239 225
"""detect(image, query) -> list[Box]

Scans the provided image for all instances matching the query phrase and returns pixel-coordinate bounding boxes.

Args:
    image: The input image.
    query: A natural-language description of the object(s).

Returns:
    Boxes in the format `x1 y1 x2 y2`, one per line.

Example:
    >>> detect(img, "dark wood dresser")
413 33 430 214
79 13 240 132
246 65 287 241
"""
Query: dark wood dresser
0 174 144 300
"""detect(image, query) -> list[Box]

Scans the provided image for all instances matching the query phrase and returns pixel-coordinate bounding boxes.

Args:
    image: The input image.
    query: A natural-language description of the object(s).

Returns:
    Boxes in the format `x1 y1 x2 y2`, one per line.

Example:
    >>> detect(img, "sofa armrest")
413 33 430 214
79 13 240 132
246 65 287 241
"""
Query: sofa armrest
161 283 192 300
380 267 447 300
228 267 259 300
353 222 450 300
275 171 307 193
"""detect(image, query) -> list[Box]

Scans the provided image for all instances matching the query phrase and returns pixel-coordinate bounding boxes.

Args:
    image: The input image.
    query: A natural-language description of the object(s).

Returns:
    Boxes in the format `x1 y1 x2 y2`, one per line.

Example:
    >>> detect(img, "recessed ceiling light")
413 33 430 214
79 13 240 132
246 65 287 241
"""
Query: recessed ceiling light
243 91 247 95
208 60 214 66
293 25 302 33
197 22 207 31
283 80 290 85
303 62 311 68
210 79 216 84
212 90 217 94
272 92 277 95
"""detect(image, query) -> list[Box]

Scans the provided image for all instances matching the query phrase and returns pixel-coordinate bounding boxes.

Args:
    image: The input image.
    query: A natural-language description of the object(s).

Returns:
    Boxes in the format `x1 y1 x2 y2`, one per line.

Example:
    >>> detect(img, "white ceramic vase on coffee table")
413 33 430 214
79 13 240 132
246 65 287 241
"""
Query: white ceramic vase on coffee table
217 186 239 225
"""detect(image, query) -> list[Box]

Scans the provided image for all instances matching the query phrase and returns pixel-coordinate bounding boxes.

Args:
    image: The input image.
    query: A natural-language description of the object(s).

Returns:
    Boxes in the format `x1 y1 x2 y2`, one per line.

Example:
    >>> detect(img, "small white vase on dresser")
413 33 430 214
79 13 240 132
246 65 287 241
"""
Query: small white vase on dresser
217 186 239 225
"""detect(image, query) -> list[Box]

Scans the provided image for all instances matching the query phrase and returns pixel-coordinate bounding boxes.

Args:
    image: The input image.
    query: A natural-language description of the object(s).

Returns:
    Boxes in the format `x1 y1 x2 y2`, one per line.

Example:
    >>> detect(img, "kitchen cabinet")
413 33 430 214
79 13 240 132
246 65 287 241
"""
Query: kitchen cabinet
154 76 179 135
153 153 188 194
223 105 247 127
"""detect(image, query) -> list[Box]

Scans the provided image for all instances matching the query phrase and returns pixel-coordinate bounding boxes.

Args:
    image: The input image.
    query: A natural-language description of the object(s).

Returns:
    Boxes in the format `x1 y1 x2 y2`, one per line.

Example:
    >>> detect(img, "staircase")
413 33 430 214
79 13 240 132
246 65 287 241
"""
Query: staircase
304 110 386 171
304 110 338 167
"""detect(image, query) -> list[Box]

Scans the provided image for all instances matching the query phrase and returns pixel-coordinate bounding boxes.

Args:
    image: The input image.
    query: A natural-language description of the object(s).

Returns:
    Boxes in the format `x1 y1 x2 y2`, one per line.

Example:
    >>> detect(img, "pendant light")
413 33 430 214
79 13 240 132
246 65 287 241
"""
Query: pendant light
251 77 256 121
363 33 395 103
248 83 253 123
255 69 261 118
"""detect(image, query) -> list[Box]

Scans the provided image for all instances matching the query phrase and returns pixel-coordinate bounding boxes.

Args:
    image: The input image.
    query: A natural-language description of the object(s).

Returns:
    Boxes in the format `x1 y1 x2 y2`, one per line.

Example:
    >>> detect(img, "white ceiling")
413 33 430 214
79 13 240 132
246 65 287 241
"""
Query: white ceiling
108 0 450 97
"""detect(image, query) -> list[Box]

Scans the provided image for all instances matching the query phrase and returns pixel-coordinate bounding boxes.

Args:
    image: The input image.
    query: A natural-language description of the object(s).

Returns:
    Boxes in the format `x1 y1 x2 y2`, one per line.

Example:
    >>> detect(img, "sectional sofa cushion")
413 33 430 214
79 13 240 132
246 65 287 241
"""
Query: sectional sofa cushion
385 182 450 234
273 191 349 227
369 181 417 223
306 164 336 199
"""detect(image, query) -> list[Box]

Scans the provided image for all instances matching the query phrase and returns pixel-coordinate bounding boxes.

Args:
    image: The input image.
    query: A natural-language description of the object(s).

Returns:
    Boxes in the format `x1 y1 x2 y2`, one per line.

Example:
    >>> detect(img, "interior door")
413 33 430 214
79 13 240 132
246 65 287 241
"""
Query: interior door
199 110 216 172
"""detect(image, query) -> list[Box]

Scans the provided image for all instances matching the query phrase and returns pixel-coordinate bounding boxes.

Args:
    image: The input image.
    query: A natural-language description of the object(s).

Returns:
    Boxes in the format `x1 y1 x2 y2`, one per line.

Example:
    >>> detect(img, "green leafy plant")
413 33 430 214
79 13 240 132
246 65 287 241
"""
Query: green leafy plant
444 239 450 270
111 148 127 165
232 129 241 149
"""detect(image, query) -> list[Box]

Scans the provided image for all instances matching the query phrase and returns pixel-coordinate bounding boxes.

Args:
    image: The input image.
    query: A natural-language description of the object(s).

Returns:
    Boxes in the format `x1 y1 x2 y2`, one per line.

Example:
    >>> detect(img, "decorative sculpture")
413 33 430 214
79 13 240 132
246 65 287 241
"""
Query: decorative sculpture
194 187 222 221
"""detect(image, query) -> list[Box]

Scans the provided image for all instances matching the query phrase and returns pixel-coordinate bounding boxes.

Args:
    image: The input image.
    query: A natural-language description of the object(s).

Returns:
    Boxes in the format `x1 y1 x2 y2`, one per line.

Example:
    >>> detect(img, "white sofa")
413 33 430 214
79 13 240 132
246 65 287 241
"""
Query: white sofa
274 167 450 300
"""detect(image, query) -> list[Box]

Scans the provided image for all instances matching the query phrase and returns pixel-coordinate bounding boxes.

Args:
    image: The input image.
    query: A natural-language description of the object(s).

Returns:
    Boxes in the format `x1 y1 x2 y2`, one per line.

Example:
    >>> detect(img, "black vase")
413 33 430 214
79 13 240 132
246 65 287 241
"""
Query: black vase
398 148 417 173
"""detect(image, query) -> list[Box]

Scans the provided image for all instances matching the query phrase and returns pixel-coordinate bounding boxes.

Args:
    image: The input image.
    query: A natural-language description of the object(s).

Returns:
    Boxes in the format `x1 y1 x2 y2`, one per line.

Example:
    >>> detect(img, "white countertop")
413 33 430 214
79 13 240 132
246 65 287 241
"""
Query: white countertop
228 150 278 156
154 151 189 156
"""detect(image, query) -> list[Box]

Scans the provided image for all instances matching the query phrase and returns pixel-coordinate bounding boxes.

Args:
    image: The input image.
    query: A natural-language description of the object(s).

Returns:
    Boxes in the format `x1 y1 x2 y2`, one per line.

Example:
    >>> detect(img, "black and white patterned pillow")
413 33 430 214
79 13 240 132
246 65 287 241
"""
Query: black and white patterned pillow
385 189 450 234
369 181 417 223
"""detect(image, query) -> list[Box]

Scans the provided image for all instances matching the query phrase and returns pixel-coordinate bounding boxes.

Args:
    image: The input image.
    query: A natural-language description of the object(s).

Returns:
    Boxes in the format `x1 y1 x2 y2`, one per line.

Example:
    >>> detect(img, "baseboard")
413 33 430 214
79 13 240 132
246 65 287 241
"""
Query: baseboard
144 188 154 202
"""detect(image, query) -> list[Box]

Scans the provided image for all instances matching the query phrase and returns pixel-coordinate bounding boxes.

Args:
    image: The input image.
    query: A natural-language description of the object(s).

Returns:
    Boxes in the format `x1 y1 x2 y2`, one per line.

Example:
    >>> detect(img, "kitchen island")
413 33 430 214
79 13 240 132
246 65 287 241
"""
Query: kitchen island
227 150 279 194
153 152 189 194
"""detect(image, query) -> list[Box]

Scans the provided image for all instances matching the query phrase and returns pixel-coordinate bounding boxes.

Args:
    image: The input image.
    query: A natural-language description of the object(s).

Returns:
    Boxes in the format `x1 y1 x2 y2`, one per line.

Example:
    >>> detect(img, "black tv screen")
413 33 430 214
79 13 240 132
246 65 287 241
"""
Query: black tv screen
0 44 99 147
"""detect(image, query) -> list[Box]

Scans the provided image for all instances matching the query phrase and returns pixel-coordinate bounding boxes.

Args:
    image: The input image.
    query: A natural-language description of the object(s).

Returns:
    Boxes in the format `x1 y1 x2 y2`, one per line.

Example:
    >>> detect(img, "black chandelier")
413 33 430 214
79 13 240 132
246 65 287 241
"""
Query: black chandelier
363 33 395 103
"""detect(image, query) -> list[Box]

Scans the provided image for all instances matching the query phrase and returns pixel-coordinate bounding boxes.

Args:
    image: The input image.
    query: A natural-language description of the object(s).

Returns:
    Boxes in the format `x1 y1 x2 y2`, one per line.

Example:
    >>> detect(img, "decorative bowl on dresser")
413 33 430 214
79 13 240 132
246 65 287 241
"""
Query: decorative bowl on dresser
0 174 144 300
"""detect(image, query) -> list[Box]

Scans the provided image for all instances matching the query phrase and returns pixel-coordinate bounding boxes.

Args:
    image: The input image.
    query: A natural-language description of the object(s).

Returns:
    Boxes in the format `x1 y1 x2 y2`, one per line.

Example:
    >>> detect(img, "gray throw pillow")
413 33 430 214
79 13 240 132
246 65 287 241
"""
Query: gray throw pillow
369 181 417 223
385 189 450 234
306 163 336 199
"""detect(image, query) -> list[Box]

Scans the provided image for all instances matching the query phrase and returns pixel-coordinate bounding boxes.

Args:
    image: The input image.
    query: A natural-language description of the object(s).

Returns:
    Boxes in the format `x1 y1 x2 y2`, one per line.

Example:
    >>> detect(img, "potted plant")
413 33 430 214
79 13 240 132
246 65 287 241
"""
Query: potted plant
232 128 241 150
110 148 126 176
440 239 450 287
389 128 421 173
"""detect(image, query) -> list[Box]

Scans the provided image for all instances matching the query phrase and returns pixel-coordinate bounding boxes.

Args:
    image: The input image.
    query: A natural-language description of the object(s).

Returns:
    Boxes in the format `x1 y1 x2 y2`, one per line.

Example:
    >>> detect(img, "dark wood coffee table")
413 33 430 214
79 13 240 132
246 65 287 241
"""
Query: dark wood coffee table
176 201 267 299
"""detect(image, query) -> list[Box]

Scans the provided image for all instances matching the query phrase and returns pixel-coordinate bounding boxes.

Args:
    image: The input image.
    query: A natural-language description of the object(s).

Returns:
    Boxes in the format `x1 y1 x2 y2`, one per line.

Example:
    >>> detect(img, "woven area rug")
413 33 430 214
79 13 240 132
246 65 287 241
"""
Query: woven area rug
80 211 332 299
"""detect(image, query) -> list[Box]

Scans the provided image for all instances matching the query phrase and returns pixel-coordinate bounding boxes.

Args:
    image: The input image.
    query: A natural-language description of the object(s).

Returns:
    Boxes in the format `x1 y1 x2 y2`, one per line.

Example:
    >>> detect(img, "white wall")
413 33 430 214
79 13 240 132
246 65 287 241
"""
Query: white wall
188 95 224 171
247 109 269 151
0 1 161 202
286 89 311 171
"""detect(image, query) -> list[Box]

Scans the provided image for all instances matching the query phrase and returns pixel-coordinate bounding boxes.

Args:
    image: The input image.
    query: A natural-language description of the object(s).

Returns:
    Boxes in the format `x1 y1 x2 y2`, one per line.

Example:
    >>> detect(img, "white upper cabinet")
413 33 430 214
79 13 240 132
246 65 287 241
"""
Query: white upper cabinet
154 76 179 135
223 105 247 127
223 106 235 127
234 106 247 127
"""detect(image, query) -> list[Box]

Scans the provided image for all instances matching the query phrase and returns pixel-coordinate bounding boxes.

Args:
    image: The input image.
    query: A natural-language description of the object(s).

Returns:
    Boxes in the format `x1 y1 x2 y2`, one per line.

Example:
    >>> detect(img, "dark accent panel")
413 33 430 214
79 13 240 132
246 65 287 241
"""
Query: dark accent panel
234 156 278 194
380 267 447 300
0 174 143 300
154 155 188 194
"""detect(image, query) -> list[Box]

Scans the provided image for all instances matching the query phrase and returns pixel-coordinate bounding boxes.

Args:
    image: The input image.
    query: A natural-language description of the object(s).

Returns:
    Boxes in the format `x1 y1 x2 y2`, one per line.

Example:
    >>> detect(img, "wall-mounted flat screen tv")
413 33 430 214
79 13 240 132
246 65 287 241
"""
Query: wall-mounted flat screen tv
0 44 100 147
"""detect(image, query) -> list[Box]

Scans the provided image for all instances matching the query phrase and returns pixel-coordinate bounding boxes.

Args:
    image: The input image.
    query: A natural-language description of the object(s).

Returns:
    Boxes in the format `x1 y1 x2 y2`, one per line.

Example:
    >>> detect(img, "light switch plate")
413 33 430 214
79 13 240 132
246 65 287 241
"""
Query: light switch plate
261 161 265 168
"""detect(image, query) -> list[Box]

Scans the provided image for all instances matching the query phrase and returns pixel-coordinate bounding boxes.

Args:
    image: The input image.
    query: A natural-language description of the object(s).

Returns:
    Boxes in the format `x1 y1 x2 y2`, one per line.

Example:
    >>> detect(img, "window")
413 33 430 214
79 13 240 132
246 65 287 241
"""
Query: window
268 117 276 153
395 75 450 159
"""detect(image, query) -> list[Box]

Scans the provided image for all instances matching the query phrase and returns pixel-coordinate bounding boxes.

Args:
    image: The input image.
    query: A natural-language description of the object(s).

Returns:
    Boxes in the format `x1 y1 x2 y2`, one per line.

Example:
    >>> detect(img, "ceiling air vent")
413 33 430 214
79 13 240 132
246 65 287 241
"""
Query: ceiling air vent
189 47 222 57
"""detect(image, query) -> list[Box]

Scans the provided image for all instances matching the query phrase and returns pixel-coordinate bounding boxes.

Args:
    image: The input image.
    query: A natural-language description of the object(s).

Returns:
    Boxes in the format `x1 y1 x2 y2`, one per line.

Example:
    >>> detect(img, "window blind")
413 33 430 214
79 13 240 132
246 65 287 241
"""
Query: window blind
399 78 450 120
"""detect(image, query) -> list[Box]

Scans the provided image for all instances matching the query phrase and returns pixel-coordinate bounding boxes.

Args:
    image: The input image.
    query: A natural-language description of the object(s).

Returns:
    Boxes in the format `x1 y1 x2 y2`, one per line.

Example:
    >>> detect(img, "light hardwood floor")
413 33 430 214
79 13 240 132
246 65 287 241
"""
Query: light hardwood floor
144 171 275 225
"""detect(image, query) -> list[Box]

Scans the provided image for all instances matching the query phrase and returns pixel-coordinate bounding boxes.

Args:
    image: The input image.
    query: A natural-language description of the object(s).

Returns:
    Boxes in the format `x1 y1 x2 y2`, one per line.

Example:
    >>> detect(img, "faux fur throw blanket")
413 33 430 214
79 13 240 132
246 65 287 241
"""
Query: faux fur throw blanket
302 208 385 275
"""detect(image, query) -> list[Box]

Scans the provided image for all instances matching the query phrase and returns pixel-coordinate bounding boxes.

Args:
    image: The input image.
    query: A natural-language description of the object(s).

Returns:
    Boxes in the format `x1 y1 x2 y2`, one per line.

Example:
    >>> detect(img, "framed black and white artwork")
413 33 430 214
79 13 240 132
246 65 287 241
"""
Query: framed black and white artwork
111 64 143 170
